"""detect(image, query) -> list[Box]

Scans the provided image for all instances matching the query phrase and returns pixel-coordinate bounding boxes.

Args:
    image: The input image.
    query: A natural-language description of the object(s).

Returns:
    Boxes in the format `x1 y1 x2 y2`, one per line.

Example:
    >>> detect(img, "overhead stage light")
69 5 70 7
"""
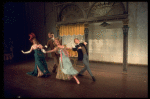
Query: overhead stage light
100 22 110 27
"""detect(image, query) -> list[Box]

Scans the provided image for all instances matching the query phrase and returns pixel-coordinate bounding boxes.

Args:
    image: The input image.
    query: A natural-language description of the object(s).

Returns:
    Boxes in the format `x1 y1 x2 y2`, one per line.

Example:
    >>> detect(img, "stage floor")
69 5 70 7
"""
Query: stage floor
3 59 148 98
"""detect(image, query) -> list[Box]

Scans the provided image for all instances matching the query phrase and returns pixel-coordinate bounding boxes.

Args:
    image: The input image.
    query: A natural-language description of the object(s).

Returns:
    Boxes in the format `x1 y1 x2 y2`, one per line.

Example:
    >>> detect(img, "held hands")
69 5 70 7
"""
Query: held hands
41 49 46 53
84 42 87 45
21 50 25 54
78 47 82 49
67 47 73 50
45 45 48 48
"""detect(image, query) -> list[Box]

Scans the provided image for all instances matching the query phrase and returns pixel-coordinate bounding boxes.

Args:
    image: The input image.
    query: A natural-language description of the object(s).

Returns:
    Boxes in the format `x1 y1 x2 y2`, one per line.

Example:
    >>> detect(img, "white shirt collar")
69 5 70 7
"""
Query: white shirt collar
50 37 54 41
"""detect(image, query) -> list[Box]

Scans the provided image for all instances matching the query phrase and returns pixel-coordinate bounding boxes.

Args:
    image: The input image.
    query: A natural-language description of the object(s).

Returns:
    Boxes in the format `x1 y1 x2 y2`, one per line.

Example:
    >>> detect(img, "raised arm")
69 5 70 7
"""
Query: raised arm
21 46 33 54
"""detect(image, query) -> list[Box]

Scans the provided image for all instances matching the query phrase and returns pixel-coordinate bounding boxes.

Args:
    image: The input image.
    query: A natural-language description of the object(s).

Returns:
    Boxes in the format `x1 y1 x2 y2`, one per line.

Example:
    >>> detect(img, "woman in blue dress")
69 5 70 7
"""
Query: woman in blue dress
21 33 50 77
46 37 80 84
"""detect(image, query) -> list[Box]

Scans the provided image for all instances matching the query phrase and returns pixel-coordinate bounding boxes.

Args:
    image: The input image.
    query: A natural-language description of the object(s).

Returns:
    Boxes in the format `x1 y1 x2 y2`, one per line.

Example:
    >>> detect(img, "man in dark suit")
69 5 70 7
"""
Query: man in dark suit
45 32 59 73
72 38 96 81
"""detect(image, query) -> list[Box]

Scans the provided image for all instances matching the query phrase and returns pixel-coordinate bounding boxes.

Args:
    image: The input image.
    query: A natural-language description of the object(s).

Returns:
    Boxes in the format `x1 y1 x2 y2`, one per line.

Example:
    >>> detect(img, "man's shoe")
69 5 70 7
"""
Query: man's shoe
52 65 57 73
52 68 56 73
78 74 84 76
92 76 96 81
42 74 51 78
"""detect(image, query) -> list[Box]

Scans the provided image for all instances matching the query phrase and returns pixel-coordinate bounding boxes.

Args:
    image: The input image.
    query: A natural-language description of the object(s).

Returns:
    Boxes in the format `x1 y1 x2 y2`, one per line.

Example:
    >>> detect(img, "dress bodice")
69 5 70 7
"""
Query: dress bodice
34 48 42 53
57 47 78 75
58 48 67 57
34 48 44 58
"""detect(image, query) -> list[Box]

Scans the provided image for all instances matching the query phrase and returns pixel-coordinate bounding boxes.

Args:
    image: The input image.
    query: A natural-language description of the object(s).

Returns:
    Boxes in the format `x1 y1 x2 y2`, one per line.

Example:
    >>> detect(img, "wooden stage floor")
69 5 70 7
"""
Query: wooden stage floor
3 59 148 98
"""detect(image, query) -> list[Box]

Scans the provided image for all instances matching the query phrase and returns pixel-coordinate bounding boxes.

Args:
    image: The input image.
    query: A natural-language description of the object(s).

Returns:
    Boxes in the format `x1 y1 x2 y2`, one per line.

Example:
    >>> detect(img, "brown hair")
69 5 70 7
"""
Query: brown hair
74 38 79 43
31 37 39 44
48 32 54 35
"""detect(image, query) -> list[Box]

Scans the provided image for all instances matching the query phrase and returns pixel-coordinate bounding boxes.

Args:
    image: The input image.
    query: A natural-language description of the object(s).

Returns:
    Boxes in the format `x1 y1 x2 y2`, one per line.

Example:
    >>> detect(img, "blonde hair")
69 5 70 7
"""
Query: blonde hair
53 37 61 46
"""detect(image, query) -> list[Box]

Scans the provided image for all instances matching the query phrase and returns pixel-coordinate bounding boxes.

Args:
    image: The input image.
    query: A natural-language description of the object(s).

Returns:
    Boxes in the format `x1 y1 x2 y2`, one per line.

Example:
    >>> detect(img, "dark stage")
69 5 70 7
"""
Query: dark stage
4 58 148 98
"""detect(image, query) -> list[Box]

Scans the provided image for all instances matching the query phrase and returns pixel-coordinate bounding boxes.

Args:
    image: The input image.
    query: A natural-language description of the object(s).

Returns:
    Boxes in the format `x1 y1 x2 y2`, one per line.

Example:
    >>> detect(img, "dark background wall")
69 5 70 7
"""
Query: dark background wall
3 2 34 63
3 2 148 65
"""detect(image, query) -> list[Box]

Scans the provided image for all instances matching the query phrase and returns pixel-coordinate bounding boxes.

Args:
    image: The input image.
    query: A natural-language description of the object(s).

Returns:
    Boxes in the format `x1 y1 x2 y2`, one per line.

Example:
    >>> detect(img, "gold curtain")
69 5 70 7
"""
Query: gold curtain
66 49 78 57
59 24 85 36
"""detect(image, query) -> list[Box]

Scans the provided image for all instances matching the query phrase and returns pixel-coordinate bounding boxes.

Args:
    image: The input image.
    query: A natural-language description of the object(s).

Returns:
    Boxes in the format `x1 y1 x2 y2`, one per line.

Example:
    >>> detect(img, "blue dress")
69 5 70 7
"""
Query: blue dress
27 48 51 76
58 48 78 75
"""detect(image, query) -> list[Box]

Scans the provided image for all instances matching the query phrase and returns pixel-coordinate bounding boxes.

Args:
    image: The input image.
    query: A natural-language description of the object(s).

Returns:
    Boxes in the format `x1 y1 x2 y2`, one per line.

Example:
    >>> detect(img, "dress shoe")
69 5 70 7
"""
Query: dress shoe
78 74 84 76
52 65 57 73
41 74 51 78
92 76 96 81
52 69 56 73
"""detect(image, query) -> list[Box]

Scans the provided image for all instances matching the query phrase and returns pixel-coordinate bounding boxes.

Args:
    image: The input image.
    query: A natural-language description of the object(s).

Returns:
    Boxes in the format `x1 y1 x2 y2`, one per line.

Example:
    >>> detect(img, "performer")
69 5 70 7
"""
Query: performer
46 37 80 84
45 32 59 73
21 33 51 77
72 38 96 81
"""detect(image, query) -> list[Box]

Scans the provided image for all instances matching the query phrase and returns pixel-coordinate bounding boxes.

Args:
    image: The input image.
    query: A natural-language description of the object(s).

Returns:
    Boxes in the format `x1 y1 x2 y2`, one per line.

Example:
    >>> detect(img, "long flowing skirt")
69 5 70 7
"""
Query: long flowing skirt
60 56 78 75
56 63 71 80
27 52 51 77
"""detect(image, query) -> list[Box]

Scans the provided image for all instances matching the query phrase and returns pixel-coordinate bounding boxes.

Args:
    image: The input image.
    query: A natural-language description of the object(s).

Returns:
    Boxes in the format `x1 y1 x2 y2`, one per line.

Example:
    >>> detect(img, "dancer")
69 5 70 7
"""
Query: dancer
46 37 80 84
21 33 51 77
45 32 59 73
72 38 96 81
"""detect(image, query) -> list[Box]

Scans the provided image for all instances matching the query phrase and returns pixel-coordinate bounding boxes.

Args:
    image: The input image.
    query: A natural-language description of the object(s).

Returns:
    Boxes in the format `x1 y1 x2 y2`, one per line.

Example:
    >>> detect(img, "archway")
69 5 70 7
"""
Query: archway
58 4 85 22
87 2 126 18
56 2 129 73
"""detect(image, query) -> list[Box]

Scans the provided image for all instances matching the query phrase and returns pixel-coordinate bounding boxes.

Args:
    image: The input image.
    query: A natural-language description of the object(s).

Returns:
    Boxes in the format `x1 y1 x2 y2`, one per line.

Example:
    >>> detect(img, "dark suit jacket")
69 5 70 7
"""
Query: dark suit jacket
72 43 88 61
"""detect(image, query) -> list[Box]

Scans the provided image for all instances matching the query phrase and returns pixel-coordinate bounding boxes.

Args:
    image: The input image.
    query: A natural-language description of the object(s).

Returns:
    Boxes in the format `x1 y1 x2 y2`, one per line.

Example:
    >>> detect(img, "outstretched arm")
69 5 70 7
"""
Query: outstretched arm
41 49 46 53
21 46 33 54
72 45 79 51
66 47 73 50
84 42 87 46
46 47 57 53
45 40 50 49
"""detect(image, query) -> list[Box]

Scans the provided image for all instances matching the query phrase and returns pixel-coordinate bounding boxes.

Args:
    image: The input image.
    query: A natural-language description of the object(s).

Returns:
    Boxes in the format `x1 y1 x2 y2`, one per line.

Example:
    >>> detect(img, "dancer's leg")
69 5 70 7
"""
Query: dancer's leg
83 54 94 77
85 54 96 81
52 56 58 73
78 66 87 75
37 65 44 77
73 76 80 84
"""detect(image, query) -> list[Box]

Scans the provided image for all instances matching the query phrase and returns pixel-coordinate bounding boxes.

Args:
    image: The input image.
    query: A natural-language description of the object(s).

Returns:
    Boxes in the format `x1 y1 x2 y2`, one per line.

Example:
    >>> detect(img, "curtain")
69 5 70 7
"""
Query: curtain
59 24 85 36
59 24 85 56
62 35 85 47
66 49 78 57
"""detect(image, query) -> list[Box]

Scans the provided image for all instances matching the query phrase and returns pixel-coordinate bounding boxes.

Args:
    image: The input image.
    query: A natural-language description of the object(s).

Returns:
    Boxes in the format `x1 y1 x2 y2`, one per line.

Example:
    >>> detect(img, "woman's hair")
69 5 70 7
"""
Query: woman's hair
53 37 61 46
32 38 39 44
53 37 69 57
29 33 39 44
